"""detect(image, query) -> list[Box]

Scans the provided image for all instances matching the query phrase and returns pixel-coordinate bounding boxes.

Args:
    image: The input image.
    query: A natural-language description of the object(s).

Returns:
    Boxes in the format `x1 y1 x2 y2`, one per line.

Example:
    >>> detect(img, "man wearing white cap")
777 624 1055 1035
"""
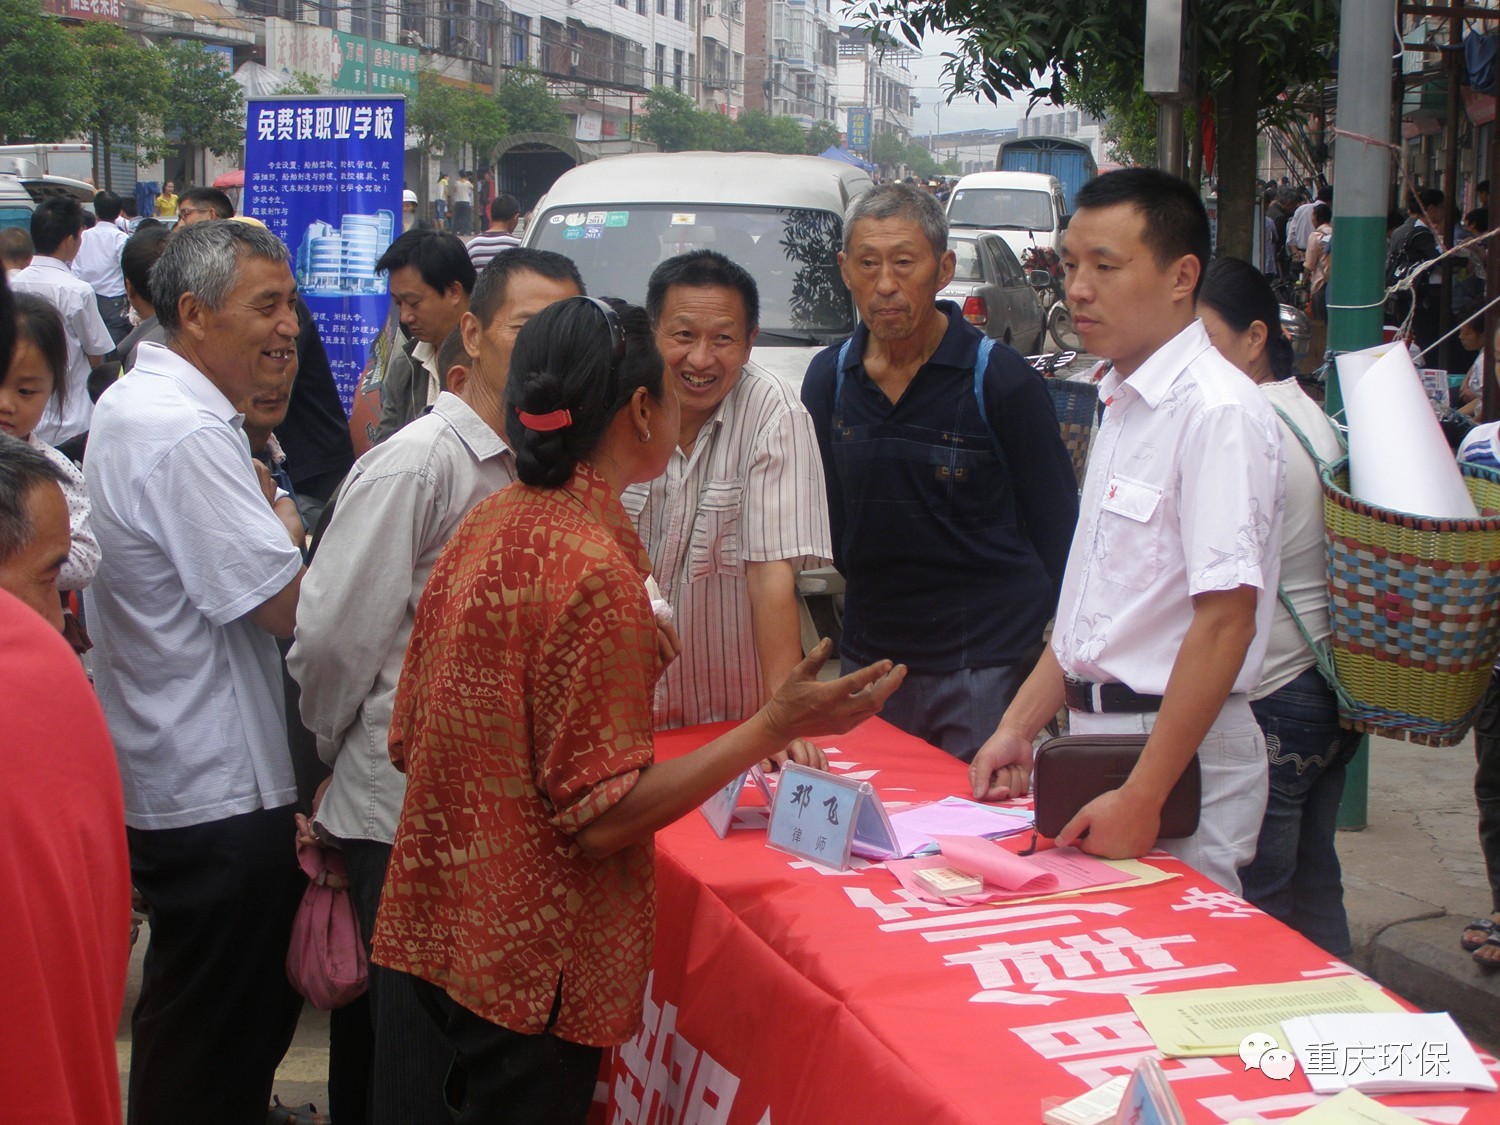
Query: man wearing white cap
401 189 432 234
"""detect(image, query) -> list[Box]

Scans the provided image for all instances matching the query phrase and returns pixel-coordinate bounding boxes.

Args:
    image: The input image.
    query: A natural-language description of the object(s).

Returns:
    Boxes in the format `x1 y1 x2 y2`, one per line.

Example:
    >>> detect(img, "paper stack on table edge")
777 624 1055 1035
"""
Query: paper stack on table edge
1129 976 1405 1058
1282 1011 1497 1095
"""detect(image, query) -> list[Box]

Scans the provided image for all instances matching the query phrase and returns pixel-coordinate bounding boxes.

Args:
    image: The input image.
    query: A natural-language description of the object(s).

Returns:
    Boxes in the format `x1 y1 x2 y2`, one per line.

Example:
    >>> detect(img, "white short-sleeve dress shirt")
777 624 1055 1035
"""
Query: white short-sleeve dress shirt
1053 319 1287 695
10 256 113 445
72 222 128 298
622 363 832 728
84 342 305 830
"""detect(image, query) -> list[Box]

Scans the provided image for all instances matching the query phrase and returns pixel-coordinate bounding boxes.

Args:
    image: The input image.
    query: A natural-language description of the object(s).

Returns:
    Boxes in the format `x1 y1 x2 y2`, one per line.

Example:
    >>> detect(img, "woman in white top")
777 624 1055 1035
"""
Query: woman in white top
1198 257 1358 958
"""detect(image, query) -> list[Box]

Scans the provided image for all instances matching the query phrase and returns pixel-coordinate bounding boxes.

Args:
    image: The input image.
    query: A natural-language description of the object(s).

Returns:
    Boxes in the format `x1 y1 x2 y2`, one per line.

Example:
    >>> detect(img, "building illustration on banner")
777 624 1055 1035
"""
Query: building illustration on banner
296 211 394 296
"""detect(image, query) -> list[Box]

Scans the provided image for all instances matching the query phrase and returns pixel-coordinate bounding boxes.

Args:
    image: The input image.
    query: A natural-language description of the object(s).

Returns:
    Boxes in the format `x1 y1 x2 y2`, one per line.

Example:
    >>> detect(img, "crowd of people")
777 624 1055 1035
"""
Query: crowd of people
3 163 1497 1124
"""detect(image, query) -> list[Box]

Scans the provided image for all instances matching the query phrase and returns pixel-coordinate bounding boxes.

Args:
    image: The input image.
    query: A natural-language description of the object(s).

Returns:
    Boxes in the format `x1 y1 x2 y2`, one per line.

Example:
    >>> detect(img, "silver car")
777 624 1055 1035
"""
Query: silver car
940 231 1048 353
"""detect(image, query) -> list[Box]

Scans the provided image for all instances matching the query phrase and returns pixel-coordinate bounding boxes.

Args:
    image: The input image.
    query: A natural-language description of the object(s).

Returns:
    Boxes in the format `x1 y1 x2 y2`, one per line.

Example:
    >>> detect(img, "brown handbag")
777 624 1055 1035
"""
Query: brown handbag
1031 734 1201 841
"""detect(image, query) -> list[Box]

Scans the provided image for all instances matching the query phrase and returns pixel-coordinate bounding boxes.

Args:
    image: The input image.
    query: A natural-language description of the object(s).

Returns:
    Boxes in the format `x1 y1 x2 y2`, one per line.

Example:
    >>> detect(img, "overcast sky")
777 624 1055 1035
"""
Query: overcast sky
884 26 1030 139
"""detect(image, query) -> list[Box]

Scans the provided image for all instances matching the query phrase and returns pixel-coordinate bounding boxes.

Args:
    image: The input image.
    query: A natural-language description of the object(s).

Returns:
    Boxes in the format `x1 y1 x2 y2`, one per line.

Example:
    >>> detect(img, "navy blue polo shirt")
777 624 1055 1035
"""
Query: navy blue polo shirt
801 302 1078 673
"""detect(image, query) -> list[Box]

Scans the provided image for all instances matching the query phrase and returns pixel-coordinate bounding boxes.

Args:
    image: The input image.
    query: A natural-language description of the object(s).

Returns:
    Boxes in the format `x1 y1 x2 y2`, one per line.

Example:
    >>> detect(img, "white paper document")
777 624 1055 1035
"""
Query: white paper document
1281 1011 1497 1094
1335 343 1478 520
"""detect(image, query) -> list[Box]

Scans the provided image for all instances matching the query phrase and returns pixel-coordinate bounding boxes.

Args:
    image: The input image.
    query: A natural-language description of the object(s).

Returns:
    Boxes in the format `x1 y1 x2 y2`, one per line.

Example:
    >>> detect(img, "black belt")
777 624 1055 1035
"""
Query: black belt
1063 676 1163 714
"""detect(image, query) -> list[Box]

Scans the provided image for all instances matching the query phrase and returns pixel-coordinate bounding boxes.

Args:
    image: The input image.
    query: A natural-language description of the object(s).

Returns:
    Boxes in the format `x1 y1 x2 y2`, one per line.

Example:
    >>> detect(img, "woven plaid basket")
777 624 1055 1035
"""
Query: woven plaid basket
1046 377 1098 489
1321 458 1500 746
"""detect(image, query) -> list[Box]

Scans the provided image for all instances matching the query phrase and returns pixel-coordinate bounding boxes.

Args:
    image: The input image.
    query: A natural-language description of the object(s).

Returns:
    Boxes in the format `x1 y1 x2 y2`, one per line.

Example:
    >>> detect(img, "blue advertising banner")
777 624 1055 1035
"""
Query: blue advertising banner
243 96 405 413
847 107 871 154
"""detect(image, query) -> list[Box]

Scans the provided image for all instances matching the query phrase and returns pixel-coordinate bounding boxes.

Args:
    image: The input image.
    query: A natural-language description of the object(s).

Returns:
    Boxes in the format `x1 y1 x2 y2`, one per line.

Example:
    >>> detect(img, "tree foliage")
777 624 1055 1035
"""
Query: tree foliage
869 131 946 179
639 87 710 151
736 110 807 154
494 64 565 135
641 87 839 157
805 119 842 154
159 42 246 157
848 0 1338 255
72 22 171 184
0 0 87 142
0 3 245 184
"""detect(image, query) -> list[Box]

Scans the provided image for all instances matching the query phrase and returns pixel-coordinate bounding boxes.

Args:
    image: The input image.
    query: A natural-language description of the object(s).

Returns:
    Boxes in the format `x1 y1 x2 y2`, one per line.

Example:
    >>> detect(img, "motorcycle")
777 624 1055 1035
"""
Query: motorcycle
1021 245 1081 351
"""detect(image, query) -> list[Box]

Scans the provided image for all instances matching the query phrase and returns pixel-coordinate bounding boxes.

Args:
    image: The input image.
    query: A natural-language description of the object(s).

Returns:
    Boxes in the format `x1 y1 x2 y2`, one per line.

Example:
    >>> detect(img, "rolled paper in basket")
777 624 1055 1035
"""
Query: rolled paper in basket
1335 343 1478 520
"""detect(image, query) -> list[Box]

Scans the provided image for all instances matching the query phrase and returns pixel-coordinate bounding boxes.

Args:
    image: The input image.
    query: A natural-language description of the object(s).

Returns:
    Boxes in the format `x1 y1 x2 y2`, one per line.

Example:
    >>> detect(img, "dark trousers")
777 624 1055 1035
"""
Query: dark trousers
126 804 306 1125
96 292 132 345
1475 669 1500 914
845 658 1026 764
328 836 453 1125
411 975 603 1125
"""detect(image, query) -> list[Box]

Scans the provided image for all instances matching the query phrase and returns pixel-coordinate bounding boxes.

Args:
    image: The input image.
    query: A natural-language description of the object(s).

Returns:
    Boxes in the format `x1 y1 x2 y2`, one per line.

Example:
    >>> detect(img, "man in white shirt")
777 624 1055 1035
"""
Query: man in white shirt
72 191 131 342
289 249 582 1123
623 251 832 763
83 220 308 1123
9 198 112 446
971 168 1285 894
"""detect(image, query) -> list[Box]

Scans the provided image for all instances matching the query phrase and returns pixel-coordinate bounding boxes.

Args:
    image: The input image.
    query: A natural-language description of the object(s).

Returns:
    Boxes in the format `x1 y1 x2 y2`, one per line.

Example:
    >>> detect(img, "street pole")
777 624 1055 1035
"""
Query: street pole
1328 0 1395 362
1327 0 1398 831
1144 0 1187 178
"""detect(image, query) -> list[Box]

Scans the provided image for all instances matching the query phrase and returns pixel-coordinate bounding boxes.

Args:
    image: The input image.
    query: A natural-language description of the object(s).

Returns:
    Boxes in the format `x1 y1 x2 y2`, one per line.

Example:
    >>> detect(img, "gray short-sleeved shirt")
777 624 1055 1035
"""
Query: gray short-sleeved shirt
84 342 305 830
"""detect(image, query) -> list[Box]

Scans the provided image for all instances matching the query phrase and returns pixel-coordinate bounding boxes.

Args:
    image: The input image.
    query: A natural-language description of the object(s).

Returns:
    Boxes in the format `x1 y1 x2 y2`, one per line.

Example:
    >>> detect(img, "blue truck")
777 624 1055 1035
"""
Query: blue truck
995 136 1097 214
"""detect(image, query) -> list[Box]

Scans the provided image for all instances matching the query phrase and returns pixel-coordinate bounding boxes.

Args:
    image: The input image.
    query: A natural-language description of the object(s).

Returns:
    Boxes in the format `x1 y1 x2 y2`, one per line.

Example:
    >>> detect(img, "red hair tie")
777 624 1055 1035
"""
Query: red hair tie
515 407 573 432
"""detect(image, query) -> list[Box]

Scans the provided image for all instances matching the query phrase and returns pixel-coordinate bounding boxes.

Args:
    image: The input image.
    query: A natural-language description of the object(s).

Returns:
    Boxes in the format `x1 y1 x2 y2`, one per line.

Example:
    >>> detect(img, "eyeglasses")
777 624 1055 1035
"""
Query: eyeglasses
177 206 210 221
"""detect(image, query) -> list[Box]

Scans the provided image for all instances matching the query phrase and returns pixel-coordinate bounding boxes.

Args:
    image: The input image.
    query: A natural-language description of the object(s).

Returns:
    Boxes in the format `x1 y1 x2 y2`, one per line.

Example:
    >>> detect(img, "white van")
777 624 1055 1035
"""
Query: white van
0 155 97 230
523 151 873 392
946 171 1069 262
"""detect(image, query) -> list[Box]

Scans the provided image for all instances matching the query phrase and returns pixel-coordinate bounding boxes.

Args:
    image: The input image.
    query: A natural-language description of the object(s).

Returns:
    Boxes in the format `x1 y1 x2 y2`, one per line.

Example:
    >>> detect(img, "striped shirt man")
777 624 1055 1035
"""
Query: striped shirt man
466 230 521 272
622 361 830 728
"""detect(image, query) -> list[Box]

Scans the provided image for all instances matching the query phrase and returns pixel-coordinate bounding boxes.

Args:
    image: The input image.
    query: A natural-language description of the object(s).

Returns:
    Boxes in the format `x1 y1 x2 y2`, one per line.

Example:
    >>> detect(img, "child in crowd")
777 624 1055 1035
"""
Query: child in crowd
0 294 100 591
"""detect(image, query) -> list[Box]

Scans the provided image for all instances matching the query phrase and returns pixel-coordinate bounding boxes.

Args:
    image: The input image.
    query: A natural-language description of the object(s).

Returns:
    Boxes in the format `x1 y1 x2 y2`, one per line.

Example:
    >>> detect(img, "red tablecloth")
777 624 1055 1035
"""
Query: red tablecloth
598 719 1500 1124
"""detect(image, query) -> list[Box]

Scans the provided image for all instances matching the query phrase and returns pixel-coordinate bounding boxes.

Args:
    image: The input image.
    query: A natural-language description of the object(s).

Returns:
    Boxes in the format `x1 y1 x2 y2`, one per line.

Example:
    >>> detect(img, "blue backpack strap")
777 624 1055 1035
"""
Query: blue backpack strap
835 338 852 407
972 336 1000 455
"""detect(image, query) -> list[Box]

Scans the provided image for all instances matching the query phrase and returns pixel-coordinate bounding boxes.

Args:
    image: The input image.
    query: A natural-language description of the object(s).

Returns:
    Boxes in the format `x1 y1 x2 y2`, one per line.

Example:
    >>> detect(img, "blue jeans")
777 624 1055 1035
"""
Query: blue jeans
844 658 1024 764
1239 666 1361 958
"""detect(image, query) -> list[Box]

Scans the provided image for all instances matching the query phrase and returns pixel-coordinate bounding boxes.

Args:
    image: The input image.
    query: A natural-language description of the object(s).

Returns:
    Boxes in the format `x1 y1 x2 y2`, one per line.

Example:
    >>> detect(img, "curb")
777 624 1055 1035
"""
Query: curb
1359 914 1500 1054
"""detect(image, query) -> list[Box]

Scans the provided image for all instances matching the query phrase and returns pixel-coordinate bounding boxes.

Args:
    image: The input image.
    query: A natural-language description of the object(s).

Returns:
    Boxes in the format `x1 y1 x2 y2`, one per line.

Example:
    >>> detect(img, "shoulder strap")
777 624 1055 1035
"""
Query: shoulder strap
1275 586 1355 708
1271 403 1345 475
971 336 997 432
834 338 852 407
1268 402 1352 705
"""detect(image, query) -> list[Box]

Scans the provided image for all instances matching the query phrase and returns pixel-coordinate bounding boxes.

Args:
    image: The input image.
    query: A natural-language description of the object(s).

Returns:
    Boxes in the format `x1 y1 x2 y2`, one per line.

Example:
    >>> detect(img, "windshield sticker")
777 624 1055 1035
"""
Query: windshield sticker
548 213 564 224
586 210 607 225
565 212 587 226
670 212 697 225
584 226 603 239
953 192 964 200
563 227 583 240
606 210 629 227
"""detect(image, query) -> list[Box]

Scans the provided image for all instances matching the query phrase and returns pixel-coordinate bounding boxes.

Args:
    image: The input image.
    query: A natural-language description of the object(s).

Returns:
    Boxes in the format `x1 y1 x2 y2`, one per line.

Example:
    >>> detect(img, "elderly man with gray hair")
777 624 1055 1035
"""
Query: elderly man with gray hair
0 433 71 633
801 181 1079 761
84 220 308 1125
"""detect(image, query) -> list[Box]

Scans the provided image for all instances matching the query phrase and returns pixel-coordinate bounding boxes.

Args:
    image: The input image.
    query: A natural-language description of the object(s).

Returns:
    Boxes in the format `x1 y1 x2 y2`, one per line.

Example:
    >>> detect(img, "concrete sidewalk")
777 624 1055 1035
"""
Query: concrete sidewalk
1340 730 1500 1055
